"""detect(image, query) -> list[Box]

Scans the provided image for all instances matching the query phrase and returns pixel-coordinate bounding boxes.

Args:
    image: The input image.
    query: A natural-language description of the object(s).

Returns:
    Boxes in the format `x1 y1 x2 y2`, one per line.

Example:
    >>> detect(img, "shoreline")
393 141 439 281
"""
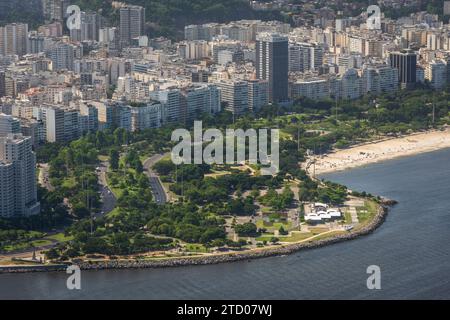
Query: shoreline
308 128 450 175
5 128 436 274
0 204 389 274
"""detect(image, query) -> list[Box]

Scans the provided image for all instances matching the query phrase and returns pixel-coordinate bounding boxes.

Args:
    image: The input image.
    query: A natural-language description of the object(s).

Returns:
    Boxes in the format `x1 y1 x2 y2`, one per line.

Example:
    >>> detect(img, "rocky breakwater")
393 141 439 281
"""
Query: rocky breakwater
0 264 68 274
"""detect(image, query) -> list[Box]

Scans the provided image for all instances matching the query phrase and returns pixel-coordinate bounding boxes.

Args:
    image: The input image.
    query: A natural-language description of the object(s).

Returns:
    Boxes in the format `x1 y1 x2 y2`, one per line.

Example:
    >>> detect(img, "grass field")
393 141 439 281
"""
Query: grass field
257 231 315 243
308 227 330 235
185 244 209 253
45 233 74 242
356 200 379 226
30 239 53 247
98 155 109 162
256 220 292 231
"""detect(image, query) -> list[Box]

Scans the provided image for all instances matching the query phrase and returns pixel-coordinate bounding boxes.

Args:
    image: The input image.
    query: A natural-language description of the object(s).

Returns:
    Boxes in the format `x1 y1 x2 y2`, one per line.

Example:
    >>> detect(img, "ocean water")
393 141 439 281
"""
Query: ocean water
1 148 450 300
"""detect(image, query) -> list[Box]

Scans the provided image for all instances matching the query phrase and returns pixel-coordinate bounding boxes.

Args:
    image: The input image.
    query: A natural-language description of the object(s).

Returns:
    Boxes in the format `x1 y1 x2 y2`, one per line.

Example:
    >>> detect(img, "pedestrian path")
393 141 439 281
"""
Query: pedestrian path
349 207 359 223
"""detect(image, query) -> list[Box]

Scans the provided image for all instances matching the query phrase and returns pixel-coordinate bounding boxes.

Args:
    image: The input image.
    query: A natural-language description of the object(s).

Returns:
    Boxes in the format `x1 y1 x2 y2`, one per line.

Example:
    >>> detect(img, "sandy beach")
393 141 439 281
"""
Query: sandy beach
306 128 450 175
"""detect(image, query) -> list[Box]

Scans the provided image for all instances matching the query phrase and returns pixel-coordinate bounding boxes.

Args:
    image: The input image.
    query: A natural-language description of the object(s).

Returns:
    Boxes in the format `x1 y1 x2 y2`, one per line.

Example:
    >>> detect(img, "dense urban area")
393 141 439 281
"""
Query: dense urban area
0 0 449 265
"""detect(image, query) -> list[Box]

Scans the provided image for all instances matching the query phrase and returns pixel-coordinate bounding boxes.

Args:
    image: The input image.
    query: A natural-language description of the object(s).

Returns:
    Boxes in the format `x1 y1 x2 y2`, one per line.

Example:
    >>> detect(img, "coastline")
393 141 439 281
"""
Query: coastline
6 129 440 274
0 203 389 274
308 128 450 175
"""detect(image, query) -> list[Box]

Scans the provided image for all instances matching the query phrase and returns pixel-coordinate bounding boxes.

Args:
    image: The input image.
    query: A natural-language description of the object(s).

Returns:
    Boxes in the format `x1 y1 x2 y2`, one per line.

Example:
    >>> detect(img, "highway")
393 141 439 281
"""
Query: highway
96 160 117 216
143 154 168 205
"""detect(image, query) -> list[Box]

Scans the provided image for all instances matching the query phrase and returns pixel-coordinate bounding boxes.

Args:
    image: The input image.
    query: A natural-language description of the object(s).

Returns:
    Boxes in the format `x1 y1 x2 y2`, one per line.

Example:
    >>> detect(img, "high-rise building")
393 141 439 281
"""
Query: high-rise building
47 42 75 71
3 75 30 98
337 69 362 100
63 109 81 142
180 84 221 122
42 0 70 21
389 49 417 89
90 101 132 131
289 78 330 101
289 42 323 73
0 113 21 136
217 49 244 65
130 102 162 131
27 32 46 54
256 33 289 102
181 40 210 60
0 71 5 98
99 27 120 52
0 23 28 56
120 5 145 48
20 119 41 149
217 80 249 116
248 79 269 112
70 11 102 42
0 134 40 217
184 24 219 41
79 103 99 133
362 64 399 94
150 88 182 124
425 60 447 90
40 105 65 143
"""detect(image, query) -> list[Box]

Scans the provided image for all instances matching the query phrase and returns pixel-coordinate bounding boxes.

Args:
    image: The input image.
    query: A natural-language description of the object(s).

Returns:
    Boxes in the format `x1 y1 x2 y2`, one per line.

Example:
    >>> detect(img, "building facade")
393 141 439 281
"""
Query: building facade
256 33 289 103
120 5 146 48
0 134 40 217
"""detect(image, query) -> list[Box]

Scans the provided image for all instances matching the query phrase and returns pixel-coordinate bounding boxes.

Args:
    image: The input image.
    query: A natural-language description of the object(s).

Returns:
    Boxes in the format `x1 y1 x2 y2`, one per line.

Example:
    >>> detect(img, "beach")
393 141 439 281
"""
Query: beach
307 128 450 175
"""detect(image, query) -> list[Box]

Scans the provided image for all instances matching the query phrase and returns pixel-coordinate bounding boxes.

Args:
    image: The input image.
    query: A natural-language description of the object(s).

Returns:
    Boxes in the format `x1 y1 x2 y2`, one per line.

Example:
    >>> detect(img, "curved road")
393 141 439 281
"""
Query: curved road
143 154 169 205
97 160 117 216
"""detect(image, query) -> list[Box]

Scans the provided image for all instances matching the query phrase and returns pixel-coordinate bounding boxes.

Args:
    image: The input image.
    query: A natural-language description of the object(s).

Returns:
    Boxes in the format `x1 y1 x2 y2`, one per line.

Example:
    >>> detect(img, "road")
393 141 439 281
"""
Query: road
96 161 117 216
38 163 54 191
143 154 169 205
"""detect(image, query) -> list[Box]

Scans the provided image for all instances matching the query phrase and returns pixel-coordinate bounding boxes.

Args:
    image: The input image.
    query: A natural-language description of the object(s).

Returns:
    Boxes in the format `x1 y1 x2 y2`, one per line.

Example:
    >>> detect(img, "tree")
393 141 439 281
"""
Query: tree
279 226 288 235
234 222 258 237
109 149 120 171
83 237 110 254
153 160 175 176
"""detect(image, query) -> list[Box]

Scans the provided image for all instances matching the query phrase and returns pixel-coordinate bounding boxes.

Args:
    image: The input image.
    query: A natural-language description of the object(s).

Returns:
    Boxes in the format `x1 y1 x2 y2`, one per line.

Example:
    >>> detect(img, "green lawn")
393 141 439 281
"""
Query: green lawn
255 233 276 242
344 210 353 224
98 155 109 161
107 207 121 217
256 231 314 243
308 231 346 241
185 244 209 253
2 243 30 252
62 177 77 189
45 233 74 242
357 200 378 224
256 220 292 231
280 231 314 242
308 227 330 235
30 239 53 247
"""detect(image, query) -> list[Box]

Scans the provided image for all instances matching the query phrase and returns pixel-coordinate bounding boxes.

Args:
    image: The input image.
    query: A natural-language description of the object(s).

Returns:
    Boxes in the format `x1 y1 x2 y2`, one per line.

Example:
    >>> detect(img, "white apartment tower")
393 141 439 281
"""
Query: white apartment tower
181 84 221 122
362 65 399 94
217 80 249 116
289 42 323 73
425 60 447 90
0 134 40 217
150 89 182 124
247 80 269 112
